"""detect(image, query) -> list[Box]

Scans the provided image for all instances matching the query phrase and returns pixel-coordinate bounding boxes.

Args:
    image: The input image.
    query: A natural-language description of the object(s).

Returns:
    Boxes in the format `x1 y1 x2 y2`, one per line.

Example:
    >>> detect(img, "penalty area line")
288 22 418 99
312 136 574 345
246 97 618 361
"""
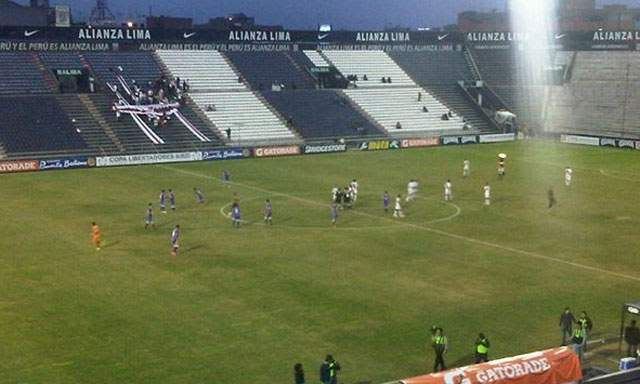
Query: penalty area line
159 165 640 283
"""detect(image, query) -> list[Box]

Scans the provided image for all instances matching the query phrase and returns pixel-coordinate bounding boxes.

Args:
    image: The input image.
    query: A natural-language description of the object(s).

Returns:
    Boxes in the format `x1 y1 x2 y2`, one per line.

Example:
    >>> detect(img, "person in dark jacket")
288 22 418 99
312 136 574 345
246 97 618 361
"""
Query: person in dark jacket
328 355 341 384
320 356 331 384
294 363 305 384
559 307 577 346
625 320 640 357
475 333 490 363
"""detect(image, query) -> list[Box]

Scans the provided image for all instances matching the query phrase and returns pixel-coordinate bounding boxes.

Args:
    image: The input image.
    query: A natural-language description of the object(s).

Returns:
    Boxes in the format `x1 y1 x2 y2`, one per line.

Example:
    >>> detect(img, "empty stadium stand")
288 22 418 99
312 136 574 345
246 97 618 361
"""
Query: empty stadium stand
0 53 49 95
39 52 84 71
83 52 162 87
157 50 297 143
225 51 315 90
303 50 331 67
319 50 467 135
0 96 87 156
262 89 385 139
322 50 414 87
388 50 492 131
545 51 640 138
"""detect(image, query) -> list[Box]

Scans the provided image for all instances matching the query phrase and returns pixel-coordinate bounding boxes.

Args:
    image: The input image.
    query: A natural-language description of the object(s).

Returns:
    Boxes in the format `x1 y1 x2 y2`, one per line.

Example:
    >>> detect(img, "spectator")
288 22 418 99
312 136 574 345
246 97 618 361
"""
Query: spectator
441 113 450 121
294 363 305 384
387 77 392 83
422 106 429 113
559 307 576 346
448 110 453 118
238 76 243 84
225 128 231 140
625 320 640 357
382 77 387 84
363 74 368 81
418 91 422 101
395 121 402 130
89 76 95 93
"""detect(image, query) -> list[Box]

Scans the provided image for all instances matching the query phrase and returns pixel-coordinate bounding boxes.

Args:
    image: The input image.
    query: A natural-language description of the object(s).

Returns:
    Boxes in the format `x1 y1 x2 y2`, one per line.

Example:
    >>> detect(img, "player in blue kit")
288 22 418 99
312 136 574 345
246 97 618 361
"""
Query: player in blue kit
145 203 154 229
331 202 338 226
264 199 273 225
193 188 205 204
231 202 241 228
169 189 176 211
159 190 167 213
170 224 180 256
383 191 390 213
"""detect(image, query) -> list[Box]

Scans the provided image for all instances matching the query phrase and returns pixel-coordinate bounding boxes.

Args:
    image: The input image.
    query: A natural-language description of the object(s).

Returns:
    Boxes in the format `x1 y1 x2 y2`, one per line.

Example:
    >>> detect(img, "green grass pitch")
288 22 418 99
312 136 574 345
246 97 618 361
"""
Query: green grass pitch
1 139 639 383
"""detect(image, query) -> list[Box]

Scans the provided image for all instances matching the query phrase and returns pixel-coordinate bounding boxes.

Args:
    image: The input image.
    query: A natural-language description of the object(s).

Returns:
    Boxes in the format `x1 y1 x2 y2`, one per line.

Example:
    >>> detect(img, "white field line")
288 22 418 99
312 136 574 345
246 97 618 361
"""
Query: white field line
159 165 640 282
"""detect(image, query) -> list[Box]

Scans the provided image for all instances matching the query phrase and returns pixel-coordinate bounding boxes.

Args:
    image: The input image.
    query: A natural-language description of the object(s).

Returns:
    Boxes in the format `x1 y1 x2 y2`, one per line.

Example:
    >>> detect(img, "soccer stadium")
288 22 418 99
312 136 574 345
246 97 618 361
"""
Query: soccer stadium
1 0 640 383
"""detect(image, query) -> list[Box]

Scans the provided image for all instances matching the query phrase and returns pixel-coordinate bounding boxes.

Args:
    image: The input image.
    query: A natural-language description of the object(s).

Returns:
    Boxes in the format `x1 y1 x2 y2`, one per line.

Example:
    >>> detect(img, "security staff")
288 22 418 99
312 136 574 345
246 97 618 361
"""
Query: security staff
328 355 341 384
571 326 585 362
432 327 448 372
475 333 490 363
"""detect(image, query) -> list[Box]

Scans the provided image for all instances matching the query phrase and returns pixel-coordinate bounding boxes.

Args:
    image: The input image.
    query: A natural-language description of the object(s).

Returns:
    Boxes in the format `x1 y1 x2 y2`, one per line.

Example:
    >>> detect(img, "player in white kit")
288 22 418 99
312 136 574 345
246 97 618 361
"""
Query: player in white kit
350 179 359 203
406 179 419 202
393 195 405 218
444 180 453 201
483 183 491 206
565 167 573 187
463 160 470 178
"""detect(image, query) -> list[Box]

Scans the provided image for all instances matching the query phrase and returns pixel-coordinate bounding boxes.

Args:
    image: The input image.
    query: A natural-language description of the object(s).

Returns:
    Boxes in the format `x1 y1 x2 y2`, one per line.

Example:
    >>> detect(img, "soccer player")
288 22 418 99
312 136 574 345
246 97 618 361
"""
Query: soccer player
159 189 167 213
170 224 180 256
264 199 273 225
169 189 176 211
331 202 338 226
335 187 343 209
193 188 205 204
497 156 506 177
548 187 556 208
393 194 405 218
565 167 573 187
483 183 491 206
383 191 390 213
145 203 154 229
222 169 231 186
350 179 359 203
331 186 339 203
91 222 101 251
231 202 241 228
444 179 453 201
406 179 419 202
343 186 353 209
463 160 471 178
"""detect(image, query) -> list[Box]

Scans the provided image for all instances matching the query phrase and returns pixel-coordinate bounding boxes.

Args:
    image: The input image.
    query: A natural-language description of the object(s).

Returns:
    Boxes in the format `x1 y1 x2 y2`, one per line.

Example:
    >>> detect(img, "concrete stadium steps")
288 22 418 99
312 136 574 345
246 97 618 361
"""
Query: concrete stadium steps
83 52 162 87
388 51 490 131
546 51 640 137
342 87 466 134
321 50 415 87
190 91 297 143
56 94 123 155
262 89 386 139
303 50 330 67
156 50 246 92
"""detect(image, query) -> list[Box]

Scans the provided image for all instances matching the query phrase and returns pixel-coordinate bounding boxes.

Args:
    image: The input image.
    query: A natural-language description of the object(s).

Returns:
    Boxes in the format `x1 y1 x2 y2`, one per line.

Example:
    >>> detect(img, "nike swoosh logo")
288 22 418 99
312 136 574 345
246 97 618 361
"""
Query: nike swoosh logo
318 34 329 40
437 34 449 41
24 30 40 37
183 32 196 39
555 34 566 39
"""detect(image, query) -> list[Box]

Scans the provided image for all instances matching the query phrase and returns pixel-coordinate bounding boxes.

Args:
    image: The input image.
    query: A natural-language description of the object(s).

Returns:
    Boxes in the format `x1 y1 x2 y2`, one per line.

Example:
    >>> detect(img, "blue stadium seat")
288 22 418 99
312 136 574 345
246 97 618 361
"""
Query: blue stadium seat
0 53 49 95
83 52 162 87
262 89 385 139
225 51 316 90
0 96 87 153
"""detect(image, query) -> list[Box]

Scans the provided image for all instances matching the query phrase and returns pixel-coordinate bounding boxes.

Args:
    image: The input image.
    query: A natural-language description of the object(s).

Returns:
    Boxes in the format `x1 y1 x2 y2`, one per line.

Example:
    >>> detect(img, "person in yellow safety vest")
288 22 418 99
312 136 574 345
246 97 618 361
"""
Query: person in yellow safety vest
475 333 490 363
571 326 585 362
578 311 593 351
432 327 448 372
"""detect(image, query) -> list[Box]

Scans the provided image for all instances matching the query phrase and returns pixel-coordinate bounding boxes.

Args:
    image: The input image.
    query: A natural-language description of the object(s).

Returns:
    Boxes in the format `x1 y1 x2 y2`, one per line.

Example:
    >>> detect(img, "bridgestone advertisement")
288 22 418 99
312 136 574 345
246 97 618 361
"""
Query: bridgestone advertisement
96 152 202 167
303 143 347 154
